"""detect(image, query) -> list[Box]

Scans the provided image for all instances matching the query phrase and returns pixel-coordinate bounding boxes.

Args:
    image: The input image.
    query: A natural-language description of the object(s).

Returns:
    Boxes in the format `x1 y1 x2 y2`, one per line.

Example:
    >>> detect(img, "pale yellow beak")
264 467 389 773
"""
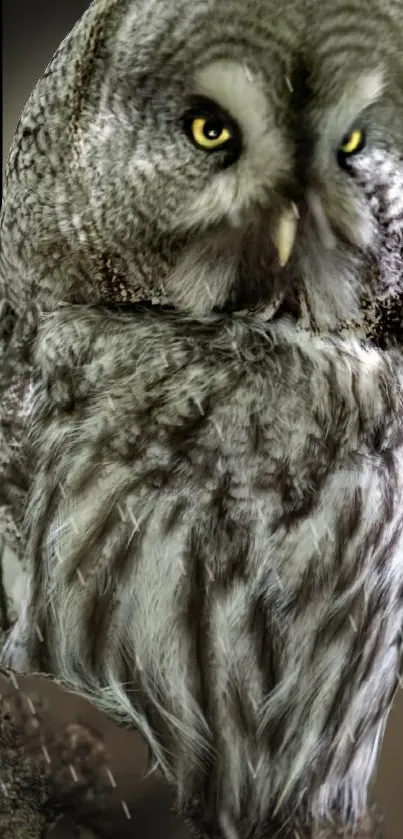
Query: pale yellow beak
272 203 299 267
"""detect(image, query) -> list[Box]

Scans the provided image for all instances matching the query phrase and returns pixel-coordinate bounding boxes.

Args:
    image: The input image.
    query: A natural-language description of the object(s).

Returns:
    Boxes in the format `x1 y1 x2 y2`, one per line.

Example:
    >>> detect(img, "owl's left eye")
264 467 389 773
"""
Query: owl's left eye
183 97 242 163
337 127 366 164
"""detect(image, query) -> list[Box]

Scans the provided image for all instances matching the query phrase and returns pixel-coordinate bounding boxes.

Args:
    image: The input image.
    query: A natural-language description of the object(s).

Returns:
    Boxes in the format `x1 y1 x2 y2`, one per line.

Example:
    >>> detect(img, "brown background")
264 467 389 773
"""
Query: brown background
2 1 403 835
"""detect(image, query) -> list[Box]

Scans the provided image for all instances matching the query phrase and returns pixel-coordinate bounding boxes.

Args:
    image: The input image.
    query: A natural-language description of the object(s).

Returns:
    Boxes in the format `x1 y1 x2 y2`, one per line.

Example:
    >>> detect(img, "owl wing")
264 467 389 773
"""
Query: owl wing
0 299 33 636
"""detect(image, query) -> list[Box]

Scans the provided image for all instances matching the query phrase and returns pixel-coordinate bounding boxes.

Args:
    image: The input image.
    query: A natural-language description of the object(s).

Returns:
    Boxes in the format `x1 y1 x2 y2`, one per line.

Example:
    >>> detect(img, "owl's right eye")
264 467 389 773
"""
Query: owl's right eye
189 116 232 151
183 97 242 165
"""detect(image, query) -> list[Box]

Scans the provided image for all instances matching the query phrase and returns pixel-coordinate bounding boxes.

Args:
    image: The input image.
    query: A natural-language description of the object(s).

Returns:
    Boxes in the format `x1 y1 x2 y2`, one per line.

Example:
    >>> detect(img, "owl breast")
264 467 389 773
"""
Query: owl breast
3 306 403 835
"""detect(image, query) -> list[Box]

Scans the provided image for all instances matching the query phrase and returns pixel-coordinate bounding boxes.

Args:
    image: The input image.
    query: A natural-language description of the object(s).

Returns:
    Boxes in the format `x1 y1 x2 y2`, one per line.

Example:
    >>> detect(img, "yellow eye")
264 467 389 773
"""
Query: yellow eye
339 128 365 155
183 98 241 163
190 116 232 150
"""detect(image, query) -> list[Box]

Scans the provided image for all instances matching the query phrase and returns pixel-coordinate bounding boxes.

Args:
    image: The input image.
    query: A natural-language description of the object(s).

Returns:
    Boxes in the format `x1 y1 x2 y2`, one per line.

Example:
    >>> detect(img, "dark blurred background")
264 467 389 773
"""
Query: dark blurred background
3 0 89 170
2 3 403 837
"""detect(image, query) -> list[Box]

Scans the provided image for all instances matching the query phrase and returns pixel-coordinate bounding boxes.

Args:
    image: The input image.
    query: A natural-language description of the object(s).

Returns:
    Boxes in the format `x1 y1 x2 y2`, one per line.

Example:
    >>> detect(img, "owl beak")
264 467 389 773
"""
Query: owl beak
272 203 299 267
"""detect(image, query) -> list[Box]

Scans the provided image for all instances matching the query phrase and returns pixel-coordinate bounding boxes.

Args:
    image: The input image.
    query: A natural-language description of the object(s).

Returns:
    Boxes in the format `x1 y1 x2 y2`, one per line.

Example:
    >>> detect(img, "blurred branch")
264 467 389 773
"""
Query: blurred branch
0 667 115 838
312 811 384 839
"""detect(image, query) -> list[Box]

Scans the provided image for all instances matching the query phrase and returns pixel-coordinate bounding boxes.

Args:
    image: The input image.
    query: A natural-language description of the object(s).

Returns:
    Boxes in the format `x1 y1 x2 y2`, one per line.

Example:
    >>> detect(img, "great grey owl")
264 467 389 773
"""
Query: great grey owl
1 1 403 837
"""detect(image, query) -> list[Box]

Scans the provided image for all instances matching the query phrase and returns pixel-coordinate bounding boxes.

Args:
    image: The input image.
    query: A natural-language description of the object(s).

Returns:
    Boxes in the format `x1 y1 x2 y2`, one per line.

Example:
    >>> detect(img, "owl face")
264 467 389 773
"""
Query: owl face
5 0 403 330
62 0 403 331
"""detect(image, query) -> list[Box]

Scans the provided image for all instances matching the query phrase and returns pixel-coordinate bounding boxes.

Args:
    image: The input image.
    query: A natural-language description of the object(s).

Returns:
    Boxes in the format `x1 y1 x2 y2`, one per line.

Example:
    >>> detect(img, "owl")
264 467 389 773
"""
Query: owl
2 0 403 837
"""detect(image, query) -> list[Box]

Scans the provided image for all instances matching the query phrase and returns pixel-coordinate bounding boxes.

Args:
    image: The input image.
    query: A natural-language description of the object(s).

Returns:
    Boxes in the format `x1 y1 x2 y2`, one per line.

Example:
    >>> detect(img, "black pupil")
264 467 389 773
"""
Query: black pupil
203 118 224 140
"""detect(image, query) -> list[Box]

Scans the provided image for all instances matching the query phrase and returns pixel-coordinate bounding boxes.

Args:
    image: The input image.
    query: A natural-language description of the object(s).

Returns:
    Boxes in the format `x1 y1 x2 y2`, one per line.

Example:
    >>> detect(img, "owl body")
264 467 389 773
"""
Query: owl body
5 303 403 837
2 0 403 836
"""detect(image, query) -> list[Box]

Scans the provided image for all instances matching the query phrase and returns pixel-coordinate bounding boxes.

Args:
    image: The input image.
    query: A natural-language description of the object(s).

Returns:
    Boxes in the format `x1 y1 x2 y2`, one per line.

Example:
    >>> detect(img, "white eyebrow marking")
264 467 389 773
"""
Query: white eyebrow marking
316 68 386 147
314 67 386 174
194 59 268 137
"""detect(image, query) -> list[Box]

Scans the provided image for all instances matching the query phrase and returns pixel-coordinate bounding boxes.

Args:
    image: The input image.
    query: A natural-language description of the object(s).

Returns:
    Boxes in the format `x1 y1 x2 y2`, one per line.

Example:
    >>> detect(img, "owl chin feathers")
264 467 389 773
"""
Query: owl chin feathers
162 202 374 337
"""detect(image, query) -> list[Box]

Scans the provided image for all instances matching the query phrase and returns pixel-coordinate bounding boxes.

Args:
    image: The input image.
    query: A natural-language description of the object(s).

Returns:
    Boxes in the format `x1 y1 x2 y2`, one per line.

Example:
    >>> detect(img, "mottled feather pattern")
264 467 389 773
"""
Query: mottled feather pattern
4 304 403 834
2 0 403 837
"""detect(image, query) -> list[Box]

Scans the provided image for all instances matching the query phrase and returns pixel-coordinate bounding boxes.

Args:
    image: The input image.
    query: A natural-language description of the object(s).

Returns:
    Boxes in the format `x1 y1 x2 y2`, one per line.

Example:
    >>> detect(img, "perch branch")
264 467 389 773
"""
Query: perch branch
0 667 114 838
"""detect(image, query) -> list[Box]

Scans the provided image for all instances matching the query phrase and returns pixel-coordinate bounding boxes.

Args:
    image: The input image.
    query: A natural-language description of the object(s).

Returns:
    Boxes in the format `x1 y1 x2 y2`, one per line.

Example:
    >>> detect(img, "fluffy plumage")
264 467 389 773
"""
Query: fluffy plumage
2 1 403 836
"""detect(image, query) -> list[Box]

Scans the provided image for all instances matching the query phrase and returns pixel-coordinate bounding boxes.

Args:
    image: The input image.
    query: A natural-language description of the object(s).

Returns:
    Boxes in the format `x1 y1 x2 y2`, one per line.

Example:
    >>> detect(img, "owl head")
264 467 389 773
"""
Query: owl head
2 0 403 339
